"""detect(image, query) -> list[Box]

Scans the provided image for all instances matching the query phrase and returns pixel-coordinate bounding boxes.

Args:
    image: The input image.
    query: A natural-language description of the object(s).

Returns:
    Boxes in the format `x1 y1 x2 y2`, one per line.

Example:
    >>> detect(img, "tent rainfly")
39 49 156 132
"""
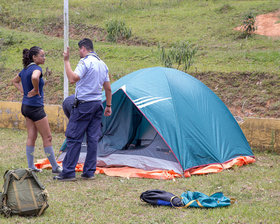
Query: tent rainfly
39 67 255 179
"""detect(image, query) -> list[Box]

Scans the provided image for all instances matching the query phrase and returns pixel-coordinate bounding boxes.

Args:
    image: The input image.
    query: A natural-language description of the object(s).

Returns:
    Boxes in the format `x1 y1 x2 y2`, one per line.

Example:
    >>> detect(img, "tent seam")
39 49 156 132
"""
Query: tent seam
161 68 184 172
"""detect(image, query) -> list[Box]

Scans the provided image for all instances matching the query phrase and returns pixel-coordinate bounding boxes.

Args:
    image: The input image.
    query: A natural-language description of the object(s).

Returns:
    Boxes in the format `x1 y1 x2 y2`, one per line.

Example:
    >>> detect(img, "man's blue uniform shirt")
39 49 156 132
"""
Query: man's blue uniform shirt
74 52 109 101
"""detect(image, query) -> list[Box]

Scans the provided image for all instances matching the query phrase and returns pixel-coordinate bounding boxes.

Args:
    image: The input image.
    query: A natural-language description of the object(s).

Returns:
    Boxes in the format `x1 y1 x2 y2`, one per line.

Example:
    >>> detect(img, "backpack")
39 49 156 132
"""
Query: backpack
0 168 49 217
140 189 184 207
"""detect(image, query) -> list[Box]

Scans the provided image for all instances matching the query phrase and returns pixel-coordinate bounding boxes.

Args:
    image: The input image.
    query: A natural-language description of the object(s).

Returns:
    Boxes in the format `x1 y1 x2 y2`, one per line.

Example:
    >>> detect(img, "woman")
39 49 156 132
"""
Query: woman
12 46 62 174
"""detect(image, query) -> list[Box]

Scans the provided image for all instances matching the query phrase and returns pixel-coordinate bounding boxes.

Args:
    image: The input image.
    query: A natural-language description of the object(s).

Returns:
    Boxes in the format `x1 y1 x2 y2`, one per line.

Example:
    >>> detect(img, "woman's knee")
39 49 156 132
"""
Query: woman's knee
27 133 37 144
46 134 52 143
41 133 52 143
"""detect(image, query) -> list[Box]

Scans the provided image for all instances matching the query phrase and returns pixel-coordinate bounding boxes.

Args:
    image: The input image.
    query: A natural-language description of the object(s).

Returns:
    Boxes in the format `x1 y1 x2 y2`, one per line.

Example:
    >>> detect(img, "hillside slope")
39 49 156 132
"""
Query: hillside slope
0 0 279 118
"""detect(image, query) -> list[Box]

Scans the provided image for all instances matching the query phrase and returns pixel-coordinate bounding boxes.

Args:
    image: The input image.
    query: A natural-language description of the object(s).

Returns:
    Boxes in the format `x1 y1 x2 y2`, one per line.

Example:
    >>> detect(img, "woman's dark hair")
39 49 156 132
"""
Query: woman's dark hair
78 38 93 51
22 46 42 68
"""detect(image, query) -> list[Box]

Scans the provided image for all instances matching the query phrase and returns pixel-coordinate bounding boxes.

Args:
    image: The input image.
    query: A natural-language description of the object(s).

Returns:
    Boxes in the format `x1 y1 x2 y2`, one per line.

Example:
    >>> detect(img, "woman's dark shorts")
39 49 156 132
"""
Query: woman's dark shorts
21 104 46 122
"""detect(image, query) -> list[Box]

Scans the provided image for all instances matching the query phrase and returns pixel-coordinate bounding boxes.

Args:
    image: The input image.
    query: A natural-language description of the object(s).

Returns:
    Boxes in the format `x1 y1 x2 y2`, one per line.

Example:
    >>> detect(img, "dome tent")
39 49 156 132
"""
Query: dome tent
56 67 255 179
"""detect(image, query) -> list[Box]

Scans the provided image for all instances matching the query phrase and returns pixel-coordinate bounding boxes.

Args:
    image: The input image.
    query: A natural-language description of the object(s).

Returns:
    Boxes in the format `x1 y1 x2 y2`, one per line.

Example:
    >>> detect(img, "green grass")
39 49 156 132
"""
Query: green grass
0 128 279 223
1 0 280 74
0 1 279 92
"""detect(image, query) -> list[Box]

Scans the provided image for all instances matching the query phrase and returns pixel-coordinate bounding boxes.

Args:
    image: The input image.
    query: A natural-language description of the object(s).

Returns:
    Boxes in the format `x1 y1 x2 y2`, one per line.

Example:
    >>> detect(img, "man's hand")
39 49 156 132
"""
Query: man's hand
63 47 70 61
27 88 40 97
104 106 112 116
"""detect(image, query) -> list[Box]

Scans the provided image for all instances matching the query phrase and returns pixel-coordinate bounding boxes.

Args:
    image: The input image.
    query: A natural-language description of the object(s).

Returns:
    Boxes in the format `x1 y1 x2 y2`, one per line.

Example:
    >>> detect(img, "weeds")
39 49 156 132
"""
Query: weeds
216 4 234 13
2 34 17 46
105 19 132 42
159 41 198 72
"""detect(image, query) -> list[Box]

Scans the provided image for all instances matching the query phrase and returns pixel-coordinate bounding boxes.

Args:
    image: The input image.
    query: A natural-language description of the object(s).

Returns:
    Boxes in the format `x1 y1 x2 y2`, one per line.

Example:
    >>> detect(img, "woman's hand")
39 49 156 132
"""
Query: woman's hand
27 88 40 97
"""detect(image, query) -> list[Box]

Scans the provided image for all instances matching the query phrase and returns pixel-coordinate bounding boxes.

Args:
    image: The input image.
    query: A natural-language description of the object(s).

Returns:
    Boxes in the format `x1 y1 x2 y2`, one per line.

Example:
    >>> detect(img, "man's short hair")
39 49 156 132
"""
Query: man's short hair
78 38 94 51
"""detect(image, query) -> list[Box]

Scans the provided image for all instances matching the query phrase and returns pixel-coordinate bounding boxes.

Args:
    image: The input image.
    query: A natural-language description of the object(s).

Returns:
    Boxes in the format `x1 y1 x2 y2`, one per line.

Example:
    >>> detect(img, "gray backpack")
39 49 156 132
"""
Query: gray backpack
0 168 49 217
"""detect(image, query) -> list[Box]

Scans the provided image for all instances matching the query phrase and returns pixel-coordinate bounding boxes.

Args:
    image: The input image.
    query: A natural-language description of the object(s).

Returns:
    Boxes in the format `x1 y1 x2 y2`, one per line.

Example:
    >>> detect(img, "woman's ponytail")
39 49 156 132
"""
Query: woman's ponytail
22 48 30 68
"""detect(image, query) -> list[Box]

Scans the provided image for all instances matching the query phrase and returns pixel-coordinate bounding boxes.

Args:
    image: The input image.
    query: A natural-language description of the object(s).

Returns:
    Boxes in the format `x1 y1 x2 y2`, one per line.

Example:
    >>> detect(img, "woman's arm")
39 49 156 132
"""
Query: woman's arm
27 70 41 97
12 75 23 94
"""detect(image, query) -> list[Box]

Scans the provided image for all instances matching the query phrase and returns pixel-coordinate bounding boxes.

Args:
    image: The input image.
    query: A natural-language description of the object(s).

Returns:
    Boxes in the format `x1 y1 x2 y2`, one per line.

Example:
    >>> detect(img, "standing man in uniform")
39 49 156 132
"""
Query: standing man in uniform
54 38 112 181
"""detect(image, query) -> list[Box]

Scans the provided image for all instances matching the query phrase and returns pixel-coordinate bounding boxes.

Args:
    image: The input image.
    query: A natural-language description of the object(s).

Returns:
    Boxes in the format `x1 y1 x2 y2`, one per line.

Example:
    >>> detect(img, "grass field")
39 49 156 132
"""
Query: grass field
0 1 280 222
0 128 279 223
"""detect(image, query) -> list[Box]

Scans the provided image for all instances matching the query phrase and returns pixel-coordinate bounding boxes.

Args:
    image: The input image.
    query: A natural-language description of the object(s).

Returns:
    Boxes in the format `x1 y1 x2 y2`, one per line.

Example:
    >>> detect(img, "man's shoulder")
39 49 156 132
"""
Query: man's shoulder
80 55 96 66
84 55 108 69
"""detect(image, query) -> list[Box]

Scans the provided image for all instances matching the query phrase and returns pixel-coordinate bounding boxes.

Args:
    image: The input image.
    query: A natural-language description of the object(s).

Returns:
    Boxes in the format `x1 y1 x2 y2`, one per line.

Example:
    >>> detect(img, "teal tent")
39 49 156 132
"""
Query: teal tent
59 67 254 177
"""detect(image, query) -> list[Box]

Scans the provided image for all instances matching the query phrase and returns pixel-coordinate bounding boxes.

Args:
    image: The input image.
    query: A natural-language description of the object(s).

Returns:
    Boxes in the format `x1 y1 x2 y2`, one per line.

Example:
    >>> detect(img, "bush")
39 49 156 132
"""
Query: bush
241 12 257 37
159 41 197 72
105 19 132 42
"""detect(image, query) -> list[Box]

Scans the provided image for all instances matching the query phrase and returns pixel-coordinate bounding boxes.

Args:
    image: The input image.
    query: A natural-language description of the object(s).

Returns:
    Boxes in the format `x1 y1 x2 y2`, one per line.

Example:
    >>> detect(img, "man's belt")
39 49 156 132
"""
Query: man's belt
73 98 100 108
73 98 86 108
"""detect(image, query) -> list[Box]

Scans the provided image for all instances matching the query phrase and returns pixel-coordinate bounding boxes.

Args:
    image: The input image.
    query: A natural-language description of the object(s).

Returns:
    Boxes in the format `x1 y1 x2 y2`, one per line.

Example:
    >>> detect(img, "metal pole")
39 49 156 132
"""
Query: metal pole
63 0 69 99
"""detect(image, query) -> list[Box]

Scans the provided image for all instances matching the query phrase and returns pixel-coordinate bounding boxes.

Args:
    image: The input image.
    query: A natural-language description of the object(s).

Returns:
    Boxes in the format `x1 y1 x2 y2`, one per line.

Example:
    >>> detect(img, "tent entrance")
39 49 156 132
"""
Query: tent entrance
97 90 182 173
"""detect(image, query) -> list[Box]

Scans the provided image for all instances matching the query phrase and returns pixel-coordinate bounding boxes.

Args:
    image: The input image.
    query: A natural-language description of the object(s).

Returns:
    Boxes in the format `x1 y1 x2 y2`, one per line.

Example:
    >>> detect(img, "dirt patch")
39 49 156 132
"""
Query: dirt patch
235 10 280 37
42 22 155 46
42 22 107 42
254 10 280 37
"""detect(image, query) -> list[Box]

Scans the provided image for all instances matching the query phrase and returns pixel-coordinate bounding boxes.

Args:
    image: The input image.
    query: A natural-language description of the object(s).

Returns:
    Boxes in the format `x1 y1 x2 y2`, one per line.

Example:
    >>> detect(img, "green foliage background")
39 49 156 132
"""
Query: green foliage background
0 0 279 75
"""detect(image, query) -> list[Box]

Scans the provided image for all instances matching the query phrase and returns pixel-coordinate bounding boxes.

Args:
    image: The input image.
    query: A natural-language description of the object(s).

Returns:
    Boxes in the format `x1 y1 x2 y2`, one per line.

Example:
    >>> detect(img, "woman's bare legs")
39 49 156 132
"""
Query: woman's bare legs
26 117 38 146
35 116 61 172
34 116 52 147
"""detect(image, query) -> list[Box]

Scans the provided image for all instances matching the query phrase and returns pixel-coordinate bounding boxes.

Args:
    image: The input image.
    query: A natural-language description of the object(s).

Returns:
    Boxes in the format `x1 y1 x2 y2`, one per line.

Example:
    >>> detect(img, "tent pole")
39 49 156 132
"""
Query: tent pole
63 0 69 99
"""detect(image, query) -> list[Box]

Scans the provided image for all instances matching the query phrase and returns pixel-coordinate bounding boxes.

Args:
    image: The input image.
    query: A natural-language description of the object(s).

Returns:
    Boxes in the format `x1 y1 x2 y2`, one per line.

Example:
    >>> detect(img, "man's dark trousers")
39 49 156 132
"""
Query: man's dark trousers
61 101 103 178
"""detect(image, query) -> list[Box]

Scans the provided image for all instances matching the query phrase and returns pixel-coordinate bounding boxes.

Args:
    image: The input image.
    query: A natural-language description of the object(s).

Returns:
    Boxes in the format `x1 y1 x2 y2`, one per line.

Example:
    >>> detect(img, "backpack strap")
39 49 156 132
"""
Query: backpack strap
230 198 236 204
38 201 48 216
29 170 46 190
37 189 49 216
2 170 14 195
182 199 204 208
16 170 29 184
11 179 22 211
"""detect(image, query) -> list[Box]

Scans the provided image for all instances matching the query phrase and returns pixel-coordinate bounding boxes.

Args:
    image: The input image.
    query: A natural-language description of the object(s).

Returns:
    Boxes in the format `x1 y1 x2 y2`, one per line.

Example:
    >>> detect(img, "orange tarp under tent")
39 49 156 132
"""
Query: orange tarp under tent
35 156 255 180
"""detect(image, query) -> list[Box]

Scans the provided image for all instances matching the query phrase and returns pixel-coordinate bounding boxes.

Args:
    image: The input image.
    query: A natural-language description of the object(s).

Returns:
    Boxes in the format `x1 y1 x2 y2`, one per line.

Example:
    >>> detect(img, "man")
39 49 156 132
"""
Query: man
54 38 112 181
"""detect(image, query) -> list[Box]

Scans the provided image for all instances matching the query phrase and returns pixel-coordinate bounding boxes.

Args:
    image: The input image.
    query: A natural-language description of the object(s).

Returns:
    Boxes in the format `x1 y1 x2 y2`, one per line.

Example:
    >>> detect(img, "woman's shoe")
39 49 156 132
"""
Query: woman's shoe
52 166 62 174
31 168 42 173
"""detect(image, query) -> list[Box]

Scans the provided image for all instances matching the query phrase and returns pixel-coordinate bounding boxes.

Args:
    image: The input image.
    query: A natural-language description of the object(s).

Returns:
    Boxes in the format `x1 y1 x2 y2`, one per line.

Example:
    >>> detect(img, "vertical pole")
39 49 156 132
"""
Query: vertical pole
63 0 69 99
